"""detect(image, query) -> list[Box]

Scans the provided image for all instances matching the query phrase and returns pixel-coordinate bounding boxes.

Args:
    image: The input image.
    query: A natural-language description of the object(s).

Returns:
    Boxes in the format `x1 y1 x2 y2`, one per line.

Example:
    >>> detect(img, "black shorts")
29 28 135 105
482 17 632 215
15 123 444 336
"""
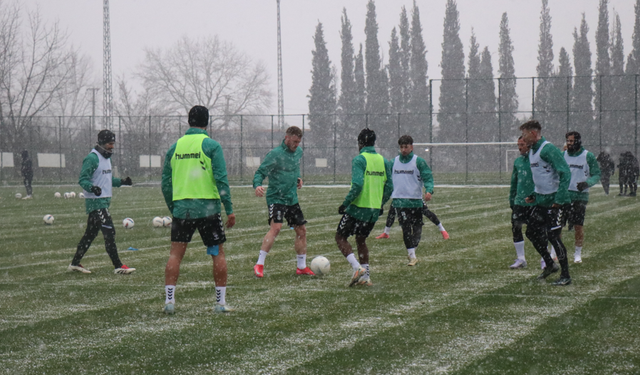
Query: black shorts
562 201 587 227
530 205 564 231
396 207 424 226
268 203 307 227
511 205 533 226
336 214 376 238
171 214 226 246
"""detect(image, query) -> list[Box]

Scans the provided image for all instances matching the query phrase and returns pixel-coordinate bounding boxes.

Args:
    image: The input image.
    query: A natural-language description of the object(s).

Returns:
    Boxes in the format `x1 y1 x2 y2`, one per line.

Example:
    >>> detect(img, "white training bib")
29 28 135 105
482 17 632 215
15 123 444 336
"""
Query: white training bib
529 141 559 195
564 149 590 192
82 149 113 198
391 155 423 199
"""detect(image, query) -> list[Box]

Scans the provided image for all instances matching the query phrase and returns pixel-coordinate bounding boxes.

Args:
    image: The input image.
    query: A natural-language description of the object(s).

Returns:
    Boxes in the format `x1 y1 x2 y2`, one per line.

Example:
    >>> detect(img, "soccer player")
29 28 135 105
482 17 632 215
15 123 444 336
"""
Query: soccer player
520 120 572 286
386 135 434 266
68 130 135 275
375 204 449 240
508 137 535 269
252 126 314 278
161 106 236 314
335 128 393 286
562 131 600 263
20 150 33 199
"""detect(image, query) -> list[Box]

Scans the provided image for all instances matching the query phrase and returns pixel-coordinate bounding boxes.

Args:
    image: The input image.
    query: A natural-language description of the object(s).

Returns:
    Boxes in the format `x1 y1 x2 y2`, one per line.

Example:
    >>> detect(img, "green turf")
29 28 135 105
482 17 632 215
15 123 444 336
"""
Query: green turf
0 185 639 374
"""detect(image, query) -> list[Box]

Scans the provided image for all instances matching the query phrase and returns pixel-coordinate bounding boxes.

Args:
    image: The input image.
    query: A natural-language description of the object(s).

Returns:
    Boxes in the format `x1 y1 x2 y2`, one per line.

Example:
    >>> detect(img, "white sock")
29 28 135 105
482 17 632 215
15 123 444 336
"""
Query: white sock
575 246 582 256
549 245 557 259
296 254 306 269
165 285 175 305
383 226 390 235
437 223 445 232
362 263 370 278
514 241 525 261
346 253 361 270
407 247 416 259
215 286 226 305
257 250 268 265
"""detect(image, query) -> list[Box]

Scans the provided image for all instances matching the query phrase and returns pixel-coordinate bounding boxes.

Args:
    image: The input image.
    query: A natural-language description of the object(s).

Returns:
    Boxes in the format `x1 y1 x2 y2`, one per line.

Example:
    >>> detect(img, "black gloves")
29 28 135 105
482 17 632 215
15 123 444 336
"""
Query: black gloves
122 177 132 186
576 182 589 192
90 186 102 196
338 205 346 214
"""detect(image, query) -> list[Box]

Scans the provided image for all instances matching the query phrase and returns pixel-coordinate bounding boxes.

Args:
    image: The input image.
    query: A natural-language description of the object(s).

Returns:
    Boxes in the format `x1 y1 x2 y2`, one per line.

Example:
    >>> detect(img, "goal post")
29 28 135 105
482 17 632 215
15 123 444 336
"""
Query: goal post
412 141 518 183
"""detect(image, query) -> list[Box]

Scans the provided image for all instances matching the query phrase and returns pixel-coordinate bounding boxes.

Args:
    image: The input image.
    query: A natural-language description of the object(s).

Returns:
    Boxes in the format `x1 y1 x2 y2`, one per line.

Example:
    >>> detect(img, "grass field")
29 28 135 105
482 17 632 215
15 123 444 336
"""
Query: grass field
1 185 639 374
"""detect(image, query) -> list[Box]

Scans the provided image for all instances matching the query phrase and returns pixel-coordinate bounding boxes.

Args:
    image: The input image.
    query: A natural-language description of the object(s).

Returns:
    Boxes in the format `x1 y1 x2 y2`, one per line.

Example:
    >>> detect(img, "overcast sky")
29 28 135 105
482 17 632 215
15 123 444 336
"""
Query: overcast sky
19 0 637 115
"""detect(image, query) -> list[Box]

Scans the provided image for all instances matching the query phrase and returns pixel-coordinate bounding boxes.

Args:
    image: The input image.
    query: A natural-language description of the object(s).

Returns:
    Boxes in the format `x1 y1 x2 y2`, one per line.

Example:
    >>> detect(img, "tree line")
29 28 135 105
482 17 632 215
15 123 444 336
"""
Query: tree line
308 0 640 153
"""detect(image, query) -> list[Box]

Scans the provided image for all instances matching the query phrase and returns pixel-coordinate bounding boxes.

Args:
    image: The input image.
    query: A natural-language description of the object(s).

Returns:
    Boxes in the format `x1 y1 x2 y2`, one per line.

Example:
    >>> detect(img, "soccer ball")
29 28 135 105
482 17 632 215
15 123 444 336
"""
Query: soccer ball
43 214 54 225
310 256 330 276
64 192 70 199
15 193 22 199
162 216 172 227
54 192 61 198
152 216 163 228
78 192 85 198
122 218 135 229
69 192 76 198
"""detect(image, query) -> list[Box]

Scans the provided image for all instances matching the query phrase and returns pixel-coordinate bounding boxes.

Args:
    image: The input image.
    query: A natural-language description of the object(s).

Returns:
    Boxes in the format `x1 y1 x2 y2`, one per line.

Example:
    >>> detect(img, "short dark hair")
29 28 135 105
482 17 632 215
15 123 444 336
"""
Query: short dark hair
519 120 542 132
565 131 581 140
286 126 303 138
358 128 376 147
188 105 209 127
398 135 413 146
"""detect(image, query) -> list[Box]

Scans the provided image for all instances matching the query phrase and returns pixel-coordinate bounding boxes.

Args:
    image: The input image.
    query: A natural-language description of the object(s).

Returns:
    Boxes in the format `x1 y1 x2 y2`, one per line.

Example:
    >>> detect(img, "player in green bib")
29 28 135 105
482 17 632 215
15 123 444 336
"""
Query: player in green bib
335 128 393 287
161 106 236 314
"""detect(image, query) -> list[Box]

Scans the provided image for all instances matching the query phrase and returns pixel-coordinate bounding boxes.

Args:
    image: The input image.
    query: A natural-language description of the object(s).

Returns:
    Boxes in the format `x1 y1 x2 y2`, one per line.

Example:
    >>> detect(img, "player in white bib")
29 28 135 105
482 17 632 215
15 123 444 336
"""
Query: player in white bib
561 131 600 263
388 135 434 266
520 120 572 286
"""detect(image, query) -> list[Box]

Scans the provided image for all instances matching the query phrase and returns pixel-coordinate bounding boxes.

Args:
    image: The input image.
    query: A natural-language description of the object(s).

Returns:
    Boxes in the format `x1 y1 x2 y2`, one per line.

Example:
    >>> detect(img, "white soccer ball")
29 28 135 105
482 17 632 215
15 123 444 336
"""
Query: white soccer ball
122 218 135 229
162 216 172 227
310 256 330 276
15 193 22 199
69 192 76 198
64 192 70 199
152 216 163 228
54 192 61 198
78 192 85 198
43 214 54 225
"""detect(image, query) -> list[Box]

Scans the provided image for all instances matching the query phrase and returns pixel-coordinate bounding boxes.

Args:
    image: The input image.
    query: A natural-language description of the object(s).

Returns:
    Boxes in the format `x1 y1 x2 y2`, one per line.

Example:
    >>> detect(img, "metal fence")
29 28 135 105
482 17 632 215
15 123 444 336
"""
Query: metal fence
1 74 638 185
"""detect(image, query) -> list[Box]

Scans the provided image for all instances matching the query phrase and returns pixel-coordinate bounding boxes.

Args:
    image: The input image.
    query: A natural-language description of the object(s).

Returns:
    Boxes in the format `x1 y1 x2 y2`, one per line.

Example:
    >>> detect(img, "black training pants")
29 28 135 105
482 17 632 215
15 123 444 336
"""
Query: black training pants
71 208 123 268
525 206 570 278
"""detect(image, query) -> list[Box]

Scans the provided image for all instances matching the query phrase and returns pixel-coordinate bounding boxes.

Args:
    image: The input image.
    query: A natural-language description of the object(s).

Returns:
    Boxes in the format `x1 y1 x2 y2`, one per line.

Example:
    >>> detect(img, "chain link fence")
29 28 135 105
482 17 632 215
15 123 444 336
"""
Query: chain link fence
1 74 638 186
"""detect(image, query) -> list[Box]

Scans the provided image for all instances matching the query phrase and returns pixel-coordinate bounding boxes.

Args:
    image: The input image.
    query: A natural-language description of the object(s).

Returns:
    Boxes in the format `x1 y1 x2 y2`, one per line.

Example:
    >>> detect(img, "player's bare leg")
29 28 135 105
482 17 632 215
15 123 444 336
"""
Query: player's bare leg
164 242 188 314
294 225 313 275
336 233 365 286
212 245 234 312
355 236 372 285
254 222 282 277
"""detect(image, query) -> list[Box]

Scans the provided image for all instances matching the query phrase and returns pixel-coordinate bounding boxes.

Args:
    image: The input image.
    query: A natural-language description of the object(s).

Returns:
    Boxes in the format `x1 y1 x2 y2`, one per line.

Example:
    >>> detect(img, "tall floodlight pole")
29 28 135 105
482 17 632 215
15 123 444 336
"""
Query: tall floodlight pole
103 0 113 129
276 0 284 129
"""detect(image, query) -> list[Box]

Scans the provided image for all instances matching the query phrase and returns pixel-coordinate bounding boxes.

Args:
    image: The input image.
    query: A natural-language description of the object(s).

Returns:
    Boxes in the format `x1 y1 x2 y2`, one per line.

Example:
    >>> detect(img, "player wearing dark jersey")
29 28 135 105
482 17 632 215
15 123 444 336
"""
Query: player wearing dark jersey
508 137 535 269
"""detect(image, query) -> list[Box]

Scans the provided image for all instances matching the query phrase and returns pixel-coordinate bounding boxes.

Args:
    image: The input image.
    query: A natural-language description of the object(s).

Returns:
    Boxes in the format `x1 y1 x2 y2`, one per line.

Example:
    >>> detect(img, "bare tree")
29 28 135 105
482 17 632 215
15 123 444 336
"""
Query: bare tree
0 1 78 151
138 35 271 130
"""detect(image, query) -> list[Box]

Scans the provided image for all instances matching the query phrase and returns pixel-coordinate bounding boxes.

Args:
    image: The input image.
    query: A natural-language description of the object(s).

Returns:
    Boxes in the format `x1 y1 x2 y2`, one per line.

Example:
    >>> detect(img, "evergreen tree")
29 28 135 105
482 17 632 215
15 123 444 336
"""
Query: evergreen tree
388 27 403 116
610 12 631 146
339 8 358 137
626 0 640 75
408 0 429 138
479 47 497 140
467 30 482 142
399 6 411 111
548 47 573 140
354 44 366 131
364 0 389 135
498 12 519 134
595 0 611 127
308 22 336 146
437 0 465 144
572 14 594 138
535 0 554 125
